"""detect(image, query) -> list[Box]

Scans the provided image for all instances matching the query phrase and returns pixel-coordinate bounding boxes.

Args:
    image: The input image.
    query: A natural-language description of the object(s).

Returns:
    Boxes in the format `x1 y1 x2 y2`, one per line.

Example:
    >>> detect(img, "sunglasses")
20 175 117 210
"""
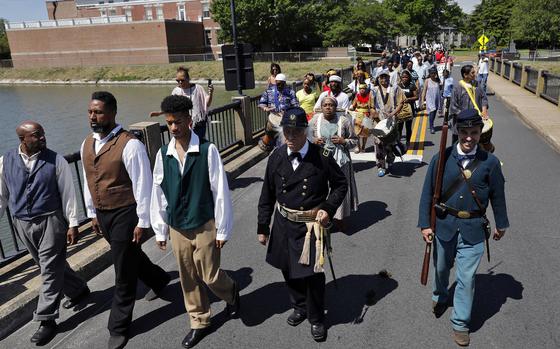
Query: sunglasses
176 79 187 83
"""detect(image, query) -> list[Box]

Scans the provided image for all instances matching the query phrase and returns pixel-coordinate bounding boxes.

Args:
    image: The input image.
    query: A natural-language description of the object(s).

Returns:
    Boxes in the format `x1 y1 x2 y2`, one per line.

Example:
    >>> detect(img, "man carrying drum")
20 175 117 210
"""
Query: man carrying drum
258 73 300 152
450 65 493 152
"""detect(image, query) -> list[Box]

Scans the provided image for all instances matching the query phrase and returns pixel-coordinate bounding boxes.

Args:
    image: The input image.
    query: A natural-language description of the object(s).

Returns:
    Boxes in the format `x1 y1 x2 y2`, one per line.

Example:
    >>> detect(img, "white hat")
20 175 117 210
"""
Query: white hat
275 73 287 82
329 75 342 83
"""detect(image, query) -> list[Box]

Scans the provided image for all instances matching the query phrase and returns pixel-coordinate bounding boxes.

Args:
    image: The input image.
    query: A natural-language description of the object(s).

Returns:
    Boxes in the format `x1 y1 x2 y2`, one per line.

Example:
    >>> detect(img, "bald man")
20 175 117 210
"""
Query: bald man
0 121 89 345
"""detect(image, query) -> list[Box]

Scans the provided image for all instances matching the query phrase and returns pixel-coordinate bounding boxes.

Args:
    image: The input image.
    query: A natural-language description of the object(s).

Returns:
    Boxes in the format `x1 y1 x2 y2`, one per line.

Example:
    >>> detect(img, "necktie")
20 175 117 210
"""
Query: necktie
455 154 475 162
288 152 302 162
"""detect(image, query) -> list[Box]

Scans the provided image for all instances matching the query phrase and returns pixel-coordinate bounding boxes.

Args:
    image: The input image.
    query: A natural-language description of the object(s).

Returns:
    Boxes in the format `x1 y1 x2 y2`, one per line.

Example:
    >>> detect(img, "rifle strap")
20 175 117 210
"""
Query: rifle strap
457 162 487 217
440 157 483 204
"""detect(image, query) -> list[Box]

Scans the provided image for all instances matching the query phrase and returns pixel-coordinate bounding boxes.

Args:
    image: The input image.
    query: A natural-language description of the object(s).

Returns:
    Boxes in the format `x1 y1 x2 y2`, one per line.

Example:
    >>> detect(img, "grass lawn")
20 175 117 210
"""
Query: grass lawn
0 59 360 82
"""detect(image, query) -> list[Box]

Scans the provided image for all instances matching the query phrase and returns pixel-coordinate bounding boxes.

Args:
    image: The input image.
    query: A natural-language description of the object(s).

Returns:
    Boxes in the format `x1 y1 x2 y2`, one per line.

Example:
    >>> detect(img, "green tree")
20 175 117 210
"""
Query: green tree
465 0 514 48
210 0 348 51
510 0 560 48
0 18 11 58
384 0 464 43
322 0 404 47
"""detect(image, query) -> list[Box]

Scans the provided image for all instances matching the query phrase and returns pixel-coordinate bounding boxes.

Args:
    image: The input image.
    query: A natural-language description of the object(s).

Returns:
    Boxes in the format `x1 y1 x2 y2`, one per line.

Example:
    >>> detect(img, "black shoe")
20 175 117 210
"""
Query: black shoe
182 328 210 348
286 311 307 327
62 286 91 309
310 323 327 342
30 320 57 345
107 334 129 349
226 281 240 318
145 273 171 301
432 301 448 318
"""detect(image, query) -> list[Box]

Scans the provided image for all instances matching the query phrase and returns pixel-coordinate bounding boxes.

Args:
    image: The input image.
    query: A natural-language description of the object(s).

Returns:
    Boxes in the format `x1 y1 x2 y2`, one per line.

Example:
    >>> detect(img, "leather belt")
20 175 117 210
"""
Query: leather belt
443 205 484 219
278 205 319 223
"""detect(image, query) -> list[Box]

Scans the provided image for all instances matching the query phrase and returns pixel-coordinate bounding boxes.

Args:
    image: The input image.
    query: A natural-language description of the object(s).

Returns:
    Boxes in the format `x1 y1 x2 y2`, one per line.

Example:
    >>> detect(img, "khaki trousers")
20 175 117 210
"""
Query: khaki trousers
170 219 235 329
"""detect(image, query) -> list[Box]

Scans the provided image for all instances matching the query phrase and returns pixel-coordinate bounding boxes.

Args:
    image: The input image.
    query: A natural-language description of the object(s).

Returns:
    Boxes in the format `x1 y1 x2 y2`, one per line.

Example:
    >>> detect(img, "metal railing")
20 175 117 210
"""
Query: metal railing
169 53 217 63
0 152 90 266
503 61 511 80
496 59 502 75
525 66 539 93
512 63 522 85
207 101 242 151
250 96 268 135
490 58 495 72
541 71 560 105
5 16 132 30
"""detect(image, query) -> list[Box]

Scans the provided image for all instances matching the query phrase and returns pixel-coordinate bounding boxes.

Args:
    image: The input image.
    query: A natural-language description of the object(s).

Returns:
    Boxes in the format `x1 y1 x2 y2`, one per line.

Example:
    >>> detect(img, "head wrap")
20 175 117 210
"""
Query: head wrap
329 75 342 83
275 73 287 82
321 96 338 108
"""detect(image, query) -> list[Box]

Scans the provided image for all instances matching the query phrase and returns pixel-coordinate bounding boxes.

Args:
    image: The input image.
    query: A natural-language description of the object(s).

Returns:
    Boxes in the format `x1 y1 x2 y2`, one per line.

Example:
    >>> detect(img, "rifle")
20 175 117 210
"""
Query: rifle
421 90 450 285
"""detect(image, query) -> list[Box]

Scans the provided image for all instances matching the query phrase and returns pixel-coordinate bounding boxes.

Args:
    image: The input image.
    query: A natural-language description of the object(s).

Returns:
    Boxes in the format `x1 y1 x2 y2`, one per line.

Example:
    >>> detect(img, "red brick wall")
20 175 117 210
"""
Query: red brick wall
7 20 205 68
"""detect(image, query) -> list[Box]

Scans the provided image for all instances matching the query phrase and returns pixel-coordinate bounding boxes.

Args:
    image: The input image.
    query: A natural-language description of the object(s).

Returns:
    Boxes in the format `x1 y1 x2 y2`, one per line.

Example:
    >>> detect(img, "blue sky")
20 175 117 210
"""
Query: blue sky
0 0 482 22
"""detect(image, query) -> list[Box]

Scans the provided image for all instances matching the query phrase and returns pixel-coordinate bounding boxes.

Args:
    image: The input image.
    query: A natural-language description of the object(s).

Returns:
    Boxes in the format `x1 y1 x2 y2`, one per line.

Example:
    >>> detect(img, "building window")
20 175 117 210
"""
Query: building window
204 29 212 46
109 8 117 16
100 9 107 17
156 6 164 20
145 6 153 20
178 4 186 21
202 3 210 18
125 7 132 18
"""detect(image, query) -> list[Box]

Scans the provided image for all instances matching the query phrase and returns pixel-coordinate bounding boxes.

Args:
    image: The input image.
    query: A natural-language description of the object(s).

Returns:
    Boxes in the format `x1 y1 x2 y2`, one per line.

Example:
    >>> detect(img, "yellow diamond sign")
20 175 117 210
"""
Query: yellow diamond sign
478 34 489 46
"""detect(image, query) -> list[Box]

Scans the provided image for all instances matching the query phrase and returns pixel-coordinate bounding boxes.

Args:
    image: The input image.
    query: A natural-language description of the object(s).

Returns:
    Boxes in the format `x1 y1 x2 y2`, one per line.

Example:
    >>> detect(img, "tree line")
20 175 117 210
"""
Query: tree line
211 0 559 51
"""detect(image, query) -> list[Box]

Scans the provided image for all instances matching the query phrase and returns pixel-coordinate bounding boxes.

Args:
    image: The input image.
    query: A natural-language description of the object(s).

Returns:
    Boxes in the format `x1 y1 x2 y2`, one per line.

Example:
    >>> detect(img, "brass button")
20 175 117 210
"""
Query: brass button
304 178 308 182
302 192 306 196
303 185 307 189
282 190 286 193
459 195 464 199
300 206 304 210
282 183 286 187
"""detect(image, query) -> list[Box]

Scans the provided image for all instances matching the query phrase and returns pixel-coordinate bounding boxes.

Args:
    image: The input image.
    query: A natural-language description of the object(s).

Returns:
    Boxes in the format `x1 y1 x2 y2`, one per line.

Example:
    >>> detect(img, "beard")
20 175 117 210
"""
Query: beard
90 122 112 134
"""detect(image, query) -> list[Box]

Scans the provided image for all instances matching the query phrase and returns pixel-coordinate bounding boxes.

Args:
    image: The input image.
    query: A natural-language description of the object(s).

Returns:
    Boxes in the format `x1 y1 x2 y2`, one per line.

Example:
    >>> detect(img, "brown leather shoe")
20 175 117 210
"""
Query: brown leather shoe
432 300 448 318
453 329 470 346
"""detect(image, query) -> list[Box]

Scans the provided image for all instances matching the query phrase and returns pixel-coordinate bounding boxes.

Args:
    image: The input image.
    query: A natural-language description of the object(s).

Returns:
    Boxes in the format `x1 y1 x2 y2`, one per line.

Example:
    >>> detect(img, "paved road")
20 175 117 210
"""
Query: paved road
3 64 560 348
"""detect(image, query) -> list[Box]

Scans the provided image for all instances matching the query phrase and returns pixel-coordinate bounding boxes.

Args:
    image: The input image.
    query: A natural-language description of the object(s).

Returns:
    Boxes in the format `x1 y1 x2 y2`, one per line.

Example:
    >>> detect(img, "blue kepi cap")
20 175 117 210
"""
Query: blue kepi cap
280 107 308 128
456 108 483 128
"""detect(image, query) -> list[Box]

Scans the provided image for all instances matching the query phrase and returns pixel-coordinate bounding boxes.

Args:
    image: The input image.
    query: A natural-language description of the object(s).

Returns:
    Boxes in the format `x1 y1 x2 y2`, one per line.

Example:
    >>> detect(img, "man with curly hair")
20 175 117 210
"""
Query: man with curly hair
151 95 239 348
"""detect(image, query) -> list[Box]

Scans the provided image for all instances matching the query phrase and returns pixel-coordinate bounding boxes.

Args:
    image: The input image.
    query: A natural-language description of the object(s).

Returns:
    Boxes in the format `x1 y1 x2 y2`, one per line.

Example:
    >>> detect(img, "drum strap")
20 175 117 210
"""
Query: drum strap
460 80 482 116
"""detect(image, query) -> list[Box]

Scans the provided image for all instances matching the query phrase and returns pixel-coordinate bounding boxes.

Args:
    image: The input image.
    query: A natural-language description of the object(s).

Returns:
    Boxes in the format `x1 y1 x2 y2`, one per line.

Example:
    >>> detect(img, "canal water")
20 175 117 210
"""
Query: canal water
0 83 260 258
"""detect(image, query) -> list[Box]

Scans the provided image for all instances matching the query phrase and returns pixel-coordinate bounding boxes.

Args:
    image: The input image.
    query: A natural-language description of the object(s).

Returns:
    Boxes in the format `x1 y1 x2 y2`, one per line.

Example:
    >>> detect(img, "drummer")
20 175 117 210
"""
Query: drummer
349 83 376 153
258 73 300 150
372 69 406 177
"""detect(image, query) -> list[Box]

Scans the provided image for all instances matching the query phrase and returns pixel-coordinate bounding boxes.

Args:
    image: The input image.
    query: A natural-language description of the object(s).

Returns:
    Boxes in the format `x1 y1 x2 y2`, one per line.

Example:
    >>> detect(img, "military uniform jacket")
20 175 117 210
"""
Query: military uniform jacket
258 142 348 278
418 145 509 244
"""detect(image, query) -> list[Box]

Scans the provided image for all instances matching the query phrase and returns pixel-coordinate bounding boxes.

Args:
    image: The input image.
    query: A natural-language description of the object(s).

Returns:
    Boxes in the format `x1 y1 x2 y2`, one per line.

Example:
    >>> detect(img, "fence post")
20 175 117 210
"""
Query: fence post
536 69 546 97
509 62 515 81
231 96 254 145
521 64 529 88
129 121 162 169
499 60 505 77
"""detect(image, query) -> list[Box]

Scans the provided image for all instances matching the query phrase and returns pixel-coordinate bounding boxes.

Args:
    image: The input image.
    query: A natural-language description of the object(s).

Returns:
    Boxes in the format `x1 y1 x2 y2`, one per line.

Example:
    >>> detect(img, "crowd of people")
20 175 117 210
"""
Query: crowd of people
0 44 508 349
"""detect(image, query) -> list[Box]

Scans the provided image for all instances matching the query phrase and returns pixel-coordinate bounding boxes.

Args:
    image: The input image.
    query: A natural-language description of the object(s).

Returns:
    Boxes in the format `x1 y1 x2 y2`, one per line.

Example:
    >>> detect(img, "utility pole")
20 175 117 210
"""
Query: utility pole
230 0 243 95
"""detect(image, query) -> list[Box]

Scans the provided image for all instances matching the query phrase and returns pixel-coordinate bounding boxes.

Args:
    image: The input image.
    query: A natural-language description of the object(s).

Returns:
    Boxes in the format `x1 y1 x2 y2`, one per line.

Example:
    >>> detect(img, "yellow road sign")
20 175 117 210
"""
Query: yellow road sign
478 34 489 46
479 45 487 51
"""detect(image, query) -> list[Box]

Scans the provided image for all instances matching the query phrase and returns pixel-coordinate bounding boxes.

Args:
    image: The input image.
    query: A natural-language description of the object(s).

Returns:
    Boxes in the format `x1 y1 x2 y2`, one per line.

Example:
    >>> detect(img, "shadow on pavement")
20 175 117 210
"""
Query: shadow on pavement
130 268 253 338
388 161 426 178
230 177 263 190
57 286 116 334
343 201 391 236
469 273 523 332
326 272 398 327
239 281 290 327
353 161 377 173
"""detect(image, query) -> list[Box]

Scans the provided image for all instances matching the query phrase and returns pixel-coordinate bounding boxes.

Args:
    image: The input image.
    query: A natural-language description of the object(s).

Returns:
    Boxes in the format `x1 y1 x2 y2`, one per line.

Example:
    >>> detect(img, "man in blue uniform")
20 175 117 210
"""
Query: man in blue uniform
257 107 347 342
418 109 509 346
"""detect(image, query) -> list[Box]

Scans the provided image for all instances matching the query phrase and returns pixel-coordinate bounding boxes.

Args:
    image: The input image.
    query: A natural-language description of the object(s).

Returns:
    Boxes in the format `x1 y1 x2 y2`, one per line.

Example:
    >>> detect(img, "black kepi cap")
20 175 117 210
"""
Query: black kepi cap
456 108 483 129
280 107 308 128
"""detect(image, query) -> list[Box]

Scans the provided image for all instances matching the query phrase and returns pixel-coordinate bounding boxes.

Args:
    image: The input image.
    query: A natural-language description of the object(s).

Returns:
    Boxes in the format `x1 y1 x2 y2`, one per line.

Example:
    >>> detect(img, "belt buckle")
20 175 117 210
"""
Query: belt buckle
322 148 330 157
458 211 471 219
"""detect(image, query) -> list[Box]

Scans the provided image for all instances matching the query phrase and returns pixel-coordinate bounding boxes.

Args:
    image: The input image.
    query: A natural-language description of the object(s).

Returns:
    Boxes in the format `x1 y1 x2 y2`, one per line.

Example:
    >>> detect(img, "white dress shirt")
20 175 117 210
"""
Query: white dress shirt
80 125 153 228
150 133 234 242
286 140 309 171
456 143 478 169
0 145 79 227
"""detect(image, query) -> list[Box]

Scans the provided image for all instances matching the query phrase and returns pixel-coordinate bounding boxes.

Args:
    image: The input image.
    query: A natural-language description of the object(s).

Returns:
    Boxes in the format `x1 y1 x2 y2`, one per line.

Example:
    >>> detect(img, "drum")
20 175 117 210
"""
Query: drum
371 118 399 144
362 116 374 129
258 112 283 152
480 118 495 153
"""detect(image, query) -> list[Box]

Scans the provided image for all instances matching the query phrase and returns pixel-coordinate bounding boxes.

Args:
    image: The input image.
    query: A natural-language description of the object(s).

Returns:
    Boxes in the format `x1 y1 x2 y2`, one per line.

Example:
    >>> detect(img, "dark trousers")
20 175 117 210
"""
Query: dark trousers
282 270 325 324
96 205 168 336
398 119 413 144
429 110 437 131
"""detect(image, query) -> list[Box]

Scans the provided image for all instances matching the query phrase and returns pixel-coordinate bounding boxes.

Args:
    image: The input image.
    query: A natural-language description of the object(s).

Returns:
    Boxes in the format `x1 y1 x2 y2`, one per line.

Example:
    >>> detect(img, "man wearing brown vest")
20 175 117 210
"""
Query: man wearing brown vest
81 91 170 349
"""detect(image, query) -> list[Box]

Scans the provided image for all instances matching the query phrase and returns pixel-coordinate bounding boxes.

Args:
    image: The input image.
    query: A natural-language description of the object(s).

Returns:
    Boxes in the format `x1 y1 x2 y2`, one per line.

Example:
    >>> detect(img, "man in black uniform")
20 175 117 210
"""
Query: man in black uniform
257 107 347 342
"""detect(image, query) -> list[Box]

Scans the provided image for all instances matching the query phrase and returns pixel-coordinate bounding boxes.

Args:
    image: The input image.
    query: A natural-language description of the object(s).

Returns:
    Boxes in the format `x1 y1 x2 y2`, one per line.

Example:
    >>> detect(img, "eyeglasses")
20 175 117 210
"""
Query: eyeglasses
176 79 186 83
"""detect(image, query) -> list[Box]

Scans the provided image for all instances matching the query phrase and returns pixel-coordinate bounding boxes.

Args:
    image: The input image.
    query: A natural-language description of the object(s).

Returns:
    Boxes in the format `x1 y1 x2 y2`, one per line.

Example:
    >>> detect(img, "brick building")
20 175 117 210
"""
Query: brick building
4 0 223 68
46 0 222 54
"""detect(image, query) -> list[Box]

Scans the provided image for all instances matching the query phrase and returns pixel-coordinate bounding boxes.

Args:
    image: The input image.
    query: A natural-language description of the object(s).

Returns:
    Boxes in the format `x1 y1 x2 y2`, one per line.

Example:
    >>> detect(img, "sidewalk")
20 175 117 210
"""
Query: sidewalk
0 145 267 340
488 73 560 153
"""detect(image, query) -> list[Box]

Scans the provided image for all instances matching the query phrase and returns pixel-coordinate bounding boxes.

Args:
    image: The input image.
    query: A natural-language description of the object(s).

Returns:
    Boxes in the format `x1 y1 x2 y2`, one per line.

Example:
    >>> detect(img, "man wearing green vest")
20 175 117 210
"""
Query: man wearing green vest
150 95 239 349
